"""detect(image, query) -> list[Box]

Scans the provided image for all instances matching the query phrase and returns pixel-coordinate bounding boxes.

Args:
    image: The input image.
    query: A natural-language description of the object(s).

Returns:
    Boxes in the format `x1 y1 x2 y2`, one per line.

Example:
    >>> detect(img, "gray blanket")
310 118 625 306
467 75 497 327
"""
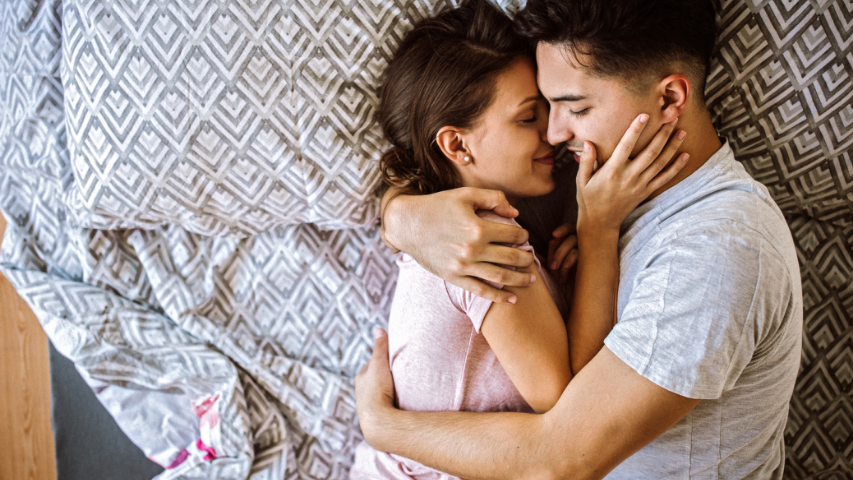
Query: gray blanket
1 1 396 477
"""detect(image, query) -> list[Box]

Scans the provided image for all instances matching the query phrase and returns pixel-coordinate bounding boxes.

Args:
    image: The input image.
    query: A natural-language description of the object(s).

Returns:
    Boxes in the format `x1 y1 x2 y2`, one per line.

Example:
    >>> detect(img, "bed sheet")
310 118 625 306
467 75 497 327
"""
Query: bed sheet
1 0 397 477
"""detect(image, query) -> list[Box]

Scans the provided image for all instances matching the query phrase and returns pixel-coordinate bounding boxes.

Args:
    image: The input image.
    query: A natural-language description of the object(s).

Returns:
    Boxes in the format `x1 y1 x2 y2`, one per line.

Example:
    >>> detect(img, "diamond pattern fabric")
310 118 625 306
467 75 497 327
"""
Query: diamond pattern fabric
707 0 853 227
62 0 409 236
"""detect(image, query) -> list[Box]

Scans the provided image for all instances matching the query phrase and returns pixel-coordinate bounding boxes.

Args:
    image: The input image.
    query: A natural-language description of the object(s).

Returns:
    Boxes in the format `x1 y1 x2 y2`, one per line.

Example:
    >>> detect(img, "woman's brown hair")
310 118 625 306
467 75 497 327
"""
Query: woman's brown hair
379 0 530 195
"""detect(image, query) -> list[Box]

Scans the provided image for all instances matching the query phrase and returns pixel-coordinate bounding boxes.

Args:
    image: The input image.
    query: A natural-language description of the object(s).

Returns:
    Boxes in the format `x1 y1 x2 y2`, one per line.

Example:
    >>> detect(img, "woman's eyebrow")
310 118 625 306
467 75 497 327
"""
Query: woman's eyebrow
516 94 543 107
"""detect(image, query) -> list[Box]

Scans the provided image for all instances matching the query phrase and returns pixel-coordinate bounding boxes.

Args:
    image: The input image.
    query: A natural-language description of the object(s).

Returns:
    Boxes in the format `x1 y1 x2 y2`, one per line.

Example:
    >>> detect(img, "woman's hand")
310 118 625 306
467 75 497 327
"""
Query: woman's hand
547 223 578 285
546 223 578 306
381 187 536 304
576 114 688 235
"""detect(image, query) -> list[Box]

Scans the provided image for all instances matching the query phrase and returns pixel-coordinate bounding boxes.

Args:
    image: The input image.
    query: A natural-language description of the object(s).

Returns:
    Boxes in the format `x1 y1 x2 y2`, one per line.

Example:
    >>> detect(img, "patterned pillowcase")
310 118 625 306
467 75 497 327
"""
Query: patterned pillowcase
706 0 853 227
61 0 522 237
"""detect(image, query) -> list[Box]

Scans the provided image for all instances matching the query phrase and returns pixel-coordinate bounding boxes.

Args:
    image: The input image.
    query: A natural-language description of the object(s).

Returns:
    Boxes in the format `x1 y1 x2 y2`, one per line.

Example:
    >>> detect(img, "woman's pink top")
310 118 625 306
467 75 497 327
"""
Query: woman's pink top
350 211 568 480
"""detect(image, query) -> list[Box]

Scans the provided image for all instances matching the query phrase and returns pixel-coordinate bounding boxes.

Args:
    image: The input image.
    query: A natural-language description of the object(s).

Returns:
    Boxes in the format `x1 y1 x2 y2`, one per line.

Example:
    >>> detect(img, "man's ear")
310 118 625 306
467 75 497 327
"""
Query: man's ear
435 126 471 166
657 74 690 123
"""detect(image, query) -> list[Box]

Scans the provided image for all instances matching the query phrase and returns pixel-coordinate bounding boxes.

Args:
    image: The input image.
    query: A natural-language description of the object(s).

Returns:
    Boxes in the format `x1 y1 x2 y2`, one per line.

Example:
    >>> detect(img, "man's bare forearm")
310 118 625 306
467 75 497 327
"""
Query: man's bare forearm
368 406 561 480
357 342 698 480
379 185 415 252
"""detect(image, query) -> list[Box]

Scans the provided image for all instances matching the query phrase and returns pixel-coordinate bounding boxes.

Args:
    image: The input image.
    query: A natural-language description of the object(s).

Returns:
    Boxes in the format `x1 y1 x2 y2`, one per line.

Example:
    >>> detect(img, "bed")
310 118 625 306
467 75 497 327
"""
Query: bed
0 0 850 478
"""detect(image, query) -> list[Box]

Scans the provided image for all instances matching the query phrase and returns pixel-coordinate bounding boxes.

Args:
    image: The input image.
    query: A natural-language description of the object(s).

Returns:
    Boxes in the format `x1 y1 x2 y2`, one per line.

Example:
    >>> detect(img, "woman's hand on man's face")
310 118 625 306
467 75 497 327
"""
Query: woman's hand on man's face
382 187 536 304
575 114 689 236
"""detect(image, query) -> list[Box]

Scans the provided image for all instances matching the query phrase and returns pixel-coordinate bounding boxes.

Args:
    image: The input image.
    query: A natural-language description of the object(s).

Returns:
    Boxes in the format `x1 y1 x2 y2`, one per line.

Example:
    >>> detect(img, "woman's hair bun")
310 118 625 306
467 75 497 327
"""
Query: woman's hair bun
380 145 425 193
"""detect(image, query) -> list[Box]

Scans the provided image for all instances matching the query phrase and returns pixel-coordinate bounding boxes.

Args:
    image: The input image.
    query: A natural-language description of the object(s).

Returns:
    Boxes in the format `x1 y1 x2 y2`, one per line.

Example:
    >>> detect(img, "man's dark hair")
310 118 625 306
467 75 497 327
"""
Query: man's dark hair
516 0 717 104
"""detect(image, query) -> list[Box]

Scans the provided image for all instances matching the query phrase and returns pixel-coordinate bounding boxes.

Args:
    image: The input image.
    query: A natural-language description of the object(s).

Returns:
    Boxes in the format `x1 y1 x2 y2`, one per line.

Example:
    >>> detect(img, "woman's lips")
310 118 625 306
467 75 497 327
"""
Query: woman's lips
571 151 582 163
535 154 555 166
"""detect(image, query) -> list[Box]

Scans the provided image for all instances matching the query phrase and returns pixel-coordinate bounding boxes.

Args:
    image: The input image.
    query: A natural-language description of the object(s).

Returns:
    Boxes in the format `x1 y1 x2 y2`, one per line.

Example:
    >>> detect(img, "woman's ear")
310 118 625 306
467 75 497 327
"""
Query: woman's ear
657 73 690 123
435 126 471 166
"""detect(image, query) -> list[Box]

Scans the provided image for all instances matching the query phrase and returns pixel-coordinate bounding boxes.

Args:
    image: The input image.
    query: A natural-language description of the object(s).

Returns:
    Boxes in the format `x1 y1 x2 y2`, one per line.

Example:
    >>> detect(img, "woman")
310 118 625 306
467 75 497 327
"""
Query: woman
351 1 686 478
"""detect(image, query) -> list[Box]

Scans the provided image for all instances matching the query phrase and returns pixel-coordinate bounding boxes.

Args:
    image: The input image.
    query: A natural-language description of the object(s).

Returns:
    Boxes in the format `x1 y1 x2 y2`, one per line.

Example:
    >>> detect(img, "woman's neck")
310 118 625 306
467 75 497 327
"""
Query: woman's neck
458 181 520 207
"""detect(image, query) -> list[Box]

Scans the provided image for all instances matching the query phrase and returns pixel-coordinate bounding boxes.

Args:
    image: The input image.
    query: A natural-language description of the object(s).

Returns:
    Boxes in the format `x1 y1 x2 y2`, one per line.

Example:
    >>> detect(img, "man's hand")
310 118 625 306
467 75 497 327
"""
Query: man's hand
381 187 535 304
355 328 396 447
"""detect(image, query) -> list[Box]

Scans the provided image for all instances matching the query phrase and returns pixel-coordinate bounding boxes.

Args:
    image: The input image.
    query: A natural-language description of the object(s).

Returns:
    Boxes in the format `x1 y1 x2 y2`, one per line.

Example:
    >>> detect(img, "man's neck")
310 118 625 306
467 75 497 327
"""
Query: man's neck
646 107 722 202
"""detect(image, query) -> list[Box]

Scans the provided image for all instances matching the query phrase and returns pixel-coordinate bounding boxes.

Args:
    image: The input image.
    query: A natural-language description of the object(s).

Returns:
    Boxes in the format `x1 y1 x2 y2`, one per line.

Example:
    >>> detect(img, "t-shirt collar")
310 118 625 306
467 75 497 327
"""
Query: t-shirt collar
621 138 733 235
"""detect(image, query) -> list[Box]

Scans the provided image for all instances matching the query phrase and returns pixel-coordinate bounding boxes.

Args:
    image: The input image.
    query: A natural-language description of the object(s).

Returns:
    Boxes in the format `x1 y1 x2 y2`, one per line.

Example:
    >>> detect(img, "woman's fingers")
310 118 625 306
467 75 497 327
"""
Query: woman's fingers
576 141 597 187
548 237 560 267
549 234 577 270
548 223 575 266
552 223 573 239
629 119 679 175
454 276 519 304
606 113 650 172
639 127 687 187
560 248 579 284
548 234 578 283
646 152 690 194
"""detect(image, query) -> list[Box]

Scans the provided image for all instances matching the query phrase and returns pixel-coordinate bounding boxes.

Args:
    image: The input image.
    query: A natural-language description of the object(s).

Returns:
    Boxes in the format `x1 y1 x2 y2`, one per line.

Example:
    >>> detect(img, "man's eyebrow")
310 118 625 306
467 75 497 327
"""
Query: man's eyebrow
549 94 588 102
517 95 542 107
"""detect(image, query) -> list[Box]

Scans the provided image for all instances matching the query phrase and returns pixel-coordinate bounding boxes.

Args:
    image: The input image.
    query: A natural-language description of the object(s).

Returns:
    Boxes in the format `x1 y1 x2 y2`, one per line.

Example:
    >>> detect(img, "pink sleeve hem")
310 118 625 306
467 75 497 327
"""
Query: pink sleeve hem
468 291 498 333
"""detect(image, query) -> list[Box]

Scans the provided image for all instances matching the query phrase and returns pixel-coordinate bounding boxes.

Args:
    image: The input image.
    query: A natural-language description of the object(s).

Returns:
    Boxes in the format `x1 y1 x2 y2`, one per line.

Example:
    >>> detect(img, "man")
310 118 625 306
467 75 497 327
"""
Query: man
356 0 803 478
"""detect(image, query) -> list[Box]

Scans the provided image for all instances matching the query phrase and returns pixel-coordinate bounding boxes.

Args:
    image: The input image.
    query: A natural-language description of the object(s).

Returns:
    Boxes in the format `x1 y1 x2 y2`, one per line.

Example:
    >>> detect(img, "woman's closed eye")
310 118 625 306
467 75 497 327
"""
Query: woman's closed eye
570 108 590 117
521 102 548 124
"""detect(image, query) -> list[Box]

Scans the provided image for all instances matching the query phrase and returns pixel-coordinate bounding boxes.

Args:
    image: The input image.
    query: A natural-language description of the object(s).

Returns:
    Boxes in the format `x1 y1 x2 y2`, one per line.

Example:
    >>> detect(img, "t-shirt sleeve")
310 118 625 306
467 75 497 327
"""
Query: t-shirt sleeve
445 210 539 333
604 226 768 400
445 283 496 334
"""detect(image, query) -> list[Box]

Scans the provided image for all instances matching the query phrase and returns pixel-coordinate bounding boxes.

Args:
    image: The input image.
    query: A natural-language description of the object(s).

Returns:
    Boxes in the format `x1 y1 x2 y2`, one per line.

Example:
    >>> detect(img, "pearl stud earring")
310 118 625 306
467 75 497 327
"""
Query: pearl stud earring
463 156 470 163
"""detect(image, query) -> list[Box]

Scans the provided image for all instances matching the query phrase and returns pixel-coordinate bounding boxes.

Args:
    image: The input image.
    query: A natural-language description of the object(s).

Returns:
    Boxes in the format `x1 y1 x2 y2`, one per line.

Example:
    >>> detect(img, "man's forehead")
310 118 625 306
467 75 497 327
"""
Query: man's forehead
535 43 593 100
535 43 637 104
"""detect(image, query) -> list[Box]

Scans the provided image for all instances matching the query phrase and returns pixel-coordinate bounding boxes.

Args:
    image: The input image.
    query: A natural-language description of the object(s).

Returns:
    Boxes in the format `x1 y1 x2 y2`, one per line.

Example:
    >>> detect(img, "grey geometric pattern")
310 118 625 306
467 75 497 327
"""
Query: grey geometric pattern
2 0 395 476
123 221 398 474
61 0 521 237
62 0 386 236
1 0 852 479
707 0 853 227
784 215 853 479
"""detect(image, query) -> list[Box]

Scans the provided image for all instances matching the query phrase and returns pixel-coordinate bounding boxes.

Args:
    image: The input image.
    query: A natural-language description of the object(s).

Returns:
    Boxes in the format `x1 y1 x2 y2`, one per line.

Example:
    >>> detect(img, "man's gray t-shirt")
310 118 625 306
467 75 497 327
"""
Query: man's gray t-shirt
603 141 803 479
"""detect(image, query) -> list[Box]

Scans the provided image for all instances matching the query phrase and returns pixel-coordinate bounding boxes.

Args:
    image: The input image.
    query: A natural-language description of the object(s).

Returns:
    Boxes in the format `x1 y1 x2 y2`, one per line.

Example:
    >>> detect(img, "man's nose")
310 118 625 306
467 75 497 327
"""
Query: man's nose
546 109 571 145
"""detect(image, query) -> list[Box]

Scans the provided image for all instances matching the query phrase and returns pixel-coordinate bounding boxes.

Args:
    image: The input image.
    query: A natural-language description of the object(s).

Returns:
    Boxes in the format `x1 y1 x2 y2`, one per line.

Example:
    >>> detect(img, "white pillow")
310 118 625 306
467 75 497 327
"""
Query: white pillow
62 0 521 236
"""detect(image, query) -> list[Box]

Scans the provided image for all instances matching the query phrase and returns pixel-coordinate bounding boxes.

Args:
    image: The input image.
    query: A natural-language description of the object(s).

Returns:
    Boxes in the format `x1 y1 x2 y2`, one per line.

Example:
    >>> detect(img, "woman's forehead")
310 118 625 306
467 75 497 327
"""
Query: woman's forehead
493 58 541 108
